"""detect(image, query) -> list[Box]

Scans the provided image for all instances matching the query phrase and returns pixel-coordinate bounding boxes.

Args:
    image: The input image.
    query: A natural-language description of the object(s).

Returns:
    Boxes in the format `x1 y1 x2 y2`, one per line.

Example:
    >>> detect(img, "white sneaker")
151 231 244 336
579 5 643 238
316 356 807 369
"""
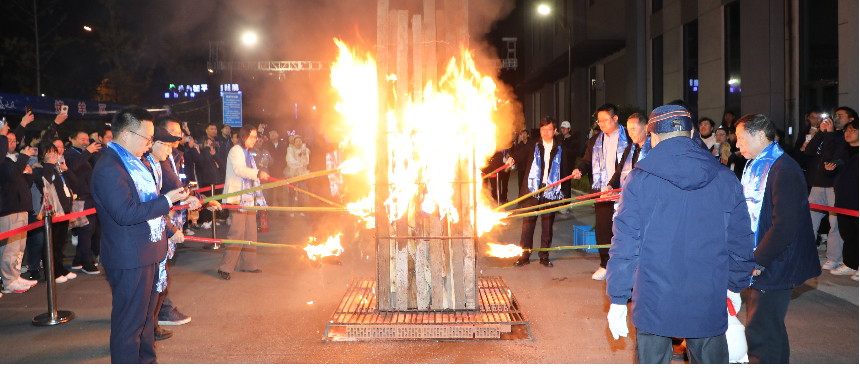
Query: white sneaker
2 279 32 293
822 260 839 270
299 213 306 217
65 272 77 280
852 272 859 282
18 278 37 287
830 263 858 276
71 234 79 246
184 228 195 235
226 217 232 226
592 267 607 281
55 275 68 284
201 221 212 229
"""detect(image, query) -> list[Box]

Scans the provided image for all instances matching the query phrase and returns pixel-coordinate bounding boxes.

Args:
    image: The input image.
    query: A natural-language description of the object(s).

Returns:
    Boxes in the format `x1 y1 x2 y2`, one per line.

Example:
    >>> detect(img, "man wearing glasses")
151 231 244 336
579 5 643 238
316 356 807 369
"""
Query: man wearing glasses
92 106 192 363
573 104 633 280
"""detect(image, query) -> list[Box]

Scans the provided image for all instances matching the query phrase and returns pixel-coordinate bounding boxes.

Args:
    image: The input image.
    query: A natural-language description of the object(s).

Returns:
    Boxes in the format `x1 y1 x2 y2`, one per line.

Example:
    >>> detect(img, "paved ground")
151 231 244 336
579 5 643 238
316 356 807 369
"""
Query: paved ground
0 181 857 363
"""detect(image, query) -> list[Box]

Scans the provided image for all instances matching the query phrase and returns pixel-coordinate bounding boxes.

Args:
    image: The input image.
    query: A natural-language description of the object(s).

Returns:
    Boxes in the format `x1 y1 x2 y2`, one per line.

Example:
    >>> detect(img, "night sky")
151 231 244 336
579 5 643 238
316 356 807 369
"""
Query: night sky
1 0 519 135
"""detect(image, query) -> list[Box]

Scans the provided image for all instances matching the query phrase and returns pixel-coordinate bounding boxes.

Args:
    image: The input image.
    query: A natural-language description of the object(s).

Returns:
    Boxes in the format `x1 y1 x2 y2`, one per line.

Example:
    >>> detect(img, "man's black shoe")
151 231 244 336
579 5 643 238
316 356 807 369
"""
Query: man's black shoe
513 259 530 267
154 327 173 341
218 270 231 280
540 258 553 267
82 263 100 275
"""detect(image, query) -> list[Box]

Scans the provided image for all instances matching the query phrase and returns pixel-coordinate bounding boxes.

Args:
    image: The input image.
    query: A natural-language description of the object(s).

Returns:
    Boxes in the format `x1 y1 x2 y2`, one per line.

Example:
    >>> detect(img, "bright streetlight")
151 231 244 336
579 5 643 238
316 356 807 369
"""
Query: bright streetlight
537 4 550 15
83 26 92 32
242 32 257 45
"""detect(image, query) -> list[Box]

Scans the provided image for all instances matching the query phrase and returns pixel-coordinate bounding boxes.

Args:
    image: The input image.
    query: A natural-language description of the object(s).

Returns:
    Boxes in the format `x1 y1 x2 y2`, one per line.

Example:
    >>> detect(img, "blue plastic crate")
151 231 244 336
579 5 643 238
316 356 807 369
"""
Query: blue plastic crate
573 225 598 253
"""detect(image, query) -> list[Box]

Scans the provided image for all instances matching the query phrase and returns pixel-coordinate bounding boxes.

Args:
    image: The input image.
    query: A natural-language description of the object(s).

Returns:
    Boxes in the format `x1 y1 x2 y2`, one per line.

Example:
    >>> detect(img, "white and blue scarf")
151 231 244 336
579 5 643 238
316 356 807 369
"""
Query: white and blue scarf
527 142 564 201
108 142 165 242
166 153 186 260
618 136 652 187
741 142 784 245
240 147 267 208
591 125 629 190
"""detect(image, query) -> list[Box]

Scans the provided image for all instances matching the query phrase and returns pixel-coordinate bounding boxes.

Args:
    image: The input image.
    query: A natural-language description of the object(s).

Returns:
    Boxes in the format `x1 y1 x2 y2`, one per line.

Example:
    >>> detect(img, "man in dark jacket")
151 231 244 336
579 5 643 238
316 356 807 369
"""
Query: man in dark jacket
190 123 226 229
509 117 571 267
606 105 755 364
92 106 189 363
66 127 103 274
262 128 288 206
573 104 632 279
736 114 821 364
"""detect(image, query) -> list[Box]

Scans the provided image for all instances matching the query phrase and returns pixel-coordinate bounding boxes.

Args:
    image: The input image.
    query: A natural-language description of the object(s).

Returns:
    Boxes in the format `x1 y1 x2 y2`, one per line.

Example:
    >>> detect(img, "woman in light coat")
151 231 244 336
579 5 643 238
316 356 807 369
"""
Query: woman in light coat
217 125 270 280
285 135 310 213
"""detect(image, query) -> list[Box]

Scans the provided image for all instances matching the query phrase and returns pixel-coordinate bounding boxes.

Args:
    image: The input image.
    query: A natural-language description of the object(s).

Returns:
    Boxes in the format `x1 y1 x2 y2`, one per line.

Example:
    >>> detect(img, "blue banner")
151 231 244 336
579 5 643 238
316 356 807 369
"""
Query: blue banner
0 91 131 119
222 92 242 127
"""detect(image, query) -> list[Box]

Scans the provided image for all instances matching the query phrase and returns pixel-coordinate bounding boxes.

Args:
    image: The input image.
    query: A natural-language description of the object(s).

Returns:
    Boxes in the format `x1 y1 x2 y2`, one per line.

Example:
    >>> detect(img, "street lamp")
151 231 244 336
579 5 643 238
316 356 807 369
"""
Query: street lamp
537 4 572 124
242 32 257 45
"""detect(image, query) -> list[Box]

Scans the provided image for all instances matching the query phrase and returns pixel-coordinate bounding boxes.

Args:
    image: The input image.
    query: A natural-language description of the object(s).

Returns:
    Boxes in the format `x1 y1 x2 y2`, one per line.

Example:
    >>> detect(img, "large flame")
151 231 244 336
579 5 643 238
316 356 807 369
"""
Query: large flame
331 38 509 235
304 234 344 261
485 243 524 258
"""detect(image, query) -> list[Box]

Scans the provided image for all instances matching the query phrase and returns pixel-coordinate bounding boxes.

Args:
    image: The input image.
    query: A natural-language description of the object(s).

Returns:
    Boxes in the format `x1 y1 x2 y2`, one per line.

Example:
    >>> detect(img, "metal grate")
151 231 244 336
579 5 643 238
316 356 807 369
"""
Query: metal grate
324 276 531 341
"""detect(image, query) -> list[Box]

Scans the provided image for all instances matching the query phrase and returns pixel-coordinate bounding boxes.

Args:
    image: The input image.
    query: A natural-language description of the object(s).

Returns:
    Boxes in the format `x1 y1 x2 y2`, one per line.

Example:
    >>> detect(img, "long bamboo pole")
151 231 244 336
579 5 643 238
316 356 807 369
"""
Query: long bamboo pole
525 244 610 252
201 168 339 203
185 236 301 248
492 173 575 212
218 205 346 212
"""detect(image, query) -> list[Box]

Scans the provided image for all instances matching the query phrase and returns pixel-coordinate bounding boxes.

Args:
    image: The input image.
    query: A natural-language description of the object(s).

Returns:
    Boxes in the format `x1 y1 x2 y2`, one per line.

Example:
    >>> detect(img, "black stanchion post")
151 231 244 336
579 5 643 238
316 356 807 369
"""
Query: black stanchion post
32 210 75 326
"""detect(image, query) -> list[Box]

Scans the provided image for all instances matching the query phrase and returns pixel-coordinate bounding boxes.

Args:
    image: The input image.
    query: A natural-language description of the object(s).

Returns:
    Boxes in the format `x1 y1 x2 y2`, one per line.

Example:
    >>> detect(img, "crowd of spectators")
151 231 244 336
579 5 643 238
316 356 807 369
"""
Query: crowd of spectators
0 111 335 298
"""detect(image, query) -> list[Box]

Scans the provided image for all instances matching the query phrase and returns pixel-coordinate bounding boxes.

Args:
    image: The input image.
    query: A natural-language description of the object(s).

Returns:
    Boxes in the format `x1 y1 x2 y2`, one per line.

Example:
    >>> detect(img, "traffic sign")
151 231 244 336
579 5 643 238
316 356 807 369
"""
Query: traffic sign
222 92 242 127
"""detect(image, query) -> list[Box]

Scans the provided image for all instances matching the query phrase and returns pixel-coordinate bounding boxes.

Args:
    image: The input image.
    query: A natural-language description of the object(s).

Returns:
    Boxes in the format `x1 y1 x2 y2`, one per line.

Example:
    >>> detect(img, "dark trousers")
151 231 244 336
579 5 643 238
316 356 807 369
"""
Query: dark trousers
50 220 70 278
25 212 44 273
198 183 216 224
837 214 858 270
73 199 100 265
105 264 159 364
635 329 728 364
745 288 793 364
595 200 615 268
518 196 557 260
498 170 510 203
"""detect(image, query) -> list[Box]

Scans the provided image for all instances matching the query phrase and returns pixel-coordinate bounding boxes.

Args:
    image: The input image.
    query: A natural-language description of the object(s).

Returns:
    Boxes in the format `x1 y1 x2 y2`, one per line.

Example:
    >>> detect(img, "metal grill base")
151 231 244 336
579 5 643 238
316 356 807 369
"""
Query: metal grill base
324 276 531 341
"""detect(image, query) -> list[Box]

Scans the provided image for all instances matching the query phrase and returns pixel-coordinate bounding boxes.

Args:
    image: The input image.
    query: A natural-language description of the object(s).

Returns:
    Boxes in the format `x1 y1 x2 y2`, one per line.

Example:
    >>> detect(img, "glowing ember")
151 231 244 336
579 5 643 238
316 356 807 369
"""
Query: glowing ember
331 38 512 236
304 234 344 261
486 243 524 258
338 157 364 174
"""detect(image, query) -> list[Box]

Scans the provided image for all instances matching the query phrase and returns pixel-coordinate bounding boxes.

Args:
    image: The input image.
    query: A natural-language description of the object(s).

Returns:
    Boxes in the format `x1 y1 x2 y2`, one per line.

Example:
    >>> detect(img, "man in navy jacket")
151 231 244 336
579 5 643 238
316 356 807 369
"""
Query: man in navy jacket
736 114 821 364
606 105 756 364
92 107 189 364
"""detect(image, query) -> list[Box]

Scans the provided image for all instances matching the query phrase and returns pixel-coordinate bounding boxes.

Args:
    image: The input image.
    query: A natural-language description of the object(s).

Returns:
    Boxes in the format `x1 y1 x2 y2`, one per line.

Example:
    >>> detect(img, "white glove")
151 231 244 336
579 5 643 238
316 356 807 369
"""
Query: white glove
169 231 185 244
181 196 202 210
727 289 742 314
607 303 629 340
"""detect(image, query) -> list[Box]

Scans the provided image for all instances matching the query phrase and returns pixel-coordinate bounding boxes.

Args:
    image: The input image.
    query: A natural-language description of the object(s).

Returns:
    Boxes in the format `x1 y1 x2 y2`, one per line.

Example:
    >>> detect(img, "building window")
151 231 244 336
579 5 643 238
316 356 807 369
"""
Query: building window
652 35 664 108
800 0 839 114
652 0 663 13
724 1 741 116
683 20 699 112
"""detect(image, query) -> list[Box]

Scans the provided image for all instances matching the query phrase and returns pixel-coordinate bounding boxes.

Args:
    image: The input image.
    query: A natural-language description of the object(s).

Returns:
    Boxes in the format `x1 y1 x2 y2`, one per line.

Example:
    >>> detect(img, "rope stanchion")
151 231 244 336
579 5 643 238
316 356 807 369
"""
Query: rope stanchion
810 203 859 217
481 162 513 180
32 211 75 326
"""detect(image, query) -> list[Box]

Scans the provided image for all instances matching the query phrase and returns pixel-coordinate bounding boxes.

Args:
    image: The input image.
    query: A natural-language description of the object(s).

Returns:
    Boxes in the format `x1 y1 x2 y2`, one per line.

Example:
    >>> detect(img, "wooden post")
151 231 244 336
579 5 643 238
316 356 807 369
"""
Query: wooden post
394 9 410 311
429 212 444 309
423 0 437 96
436 9 446 78
462 135 476 310
412 15 423 102
375 0 391 311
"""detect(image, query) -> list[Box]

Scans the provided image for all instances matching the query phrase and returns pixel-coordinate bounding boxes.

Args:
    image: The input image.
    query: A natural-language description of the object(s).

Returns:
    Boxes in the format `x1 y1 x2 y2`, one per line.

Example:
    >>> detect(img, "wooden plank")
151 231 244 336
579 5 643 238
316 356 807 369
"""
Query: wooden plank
458 0 468 50
375 0 392 312
429 214 445 309
461 162 476 310
333 278 354 323
450 159 466 309
436 10 447 79
444 0 456 59
395 232 409 310
412 14 424 102
423 0 437 96
416 240 429 309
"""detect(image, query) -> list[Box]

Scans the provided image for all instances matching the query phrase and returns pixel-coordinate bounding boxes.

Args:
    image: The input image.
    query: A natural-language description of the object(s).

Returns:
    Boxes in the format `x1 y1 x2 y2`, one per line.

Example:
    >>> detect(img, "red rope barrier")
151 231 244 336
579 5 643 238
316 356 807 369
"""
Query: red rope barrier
0 220 45 241
810 203 859 217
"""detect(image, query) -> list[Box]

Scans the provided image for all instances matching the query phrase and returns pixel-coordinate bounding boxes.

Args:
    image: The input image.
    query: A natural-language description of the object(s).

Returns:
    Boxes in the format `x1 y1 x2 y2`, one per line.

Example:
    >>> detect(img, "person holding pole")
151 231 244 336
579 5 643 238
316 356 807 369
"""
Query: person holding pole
606 104 756 363
735 114 821 363
92 106 189 363
507 116 571 268
572 104 632 280
217 125 269 280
